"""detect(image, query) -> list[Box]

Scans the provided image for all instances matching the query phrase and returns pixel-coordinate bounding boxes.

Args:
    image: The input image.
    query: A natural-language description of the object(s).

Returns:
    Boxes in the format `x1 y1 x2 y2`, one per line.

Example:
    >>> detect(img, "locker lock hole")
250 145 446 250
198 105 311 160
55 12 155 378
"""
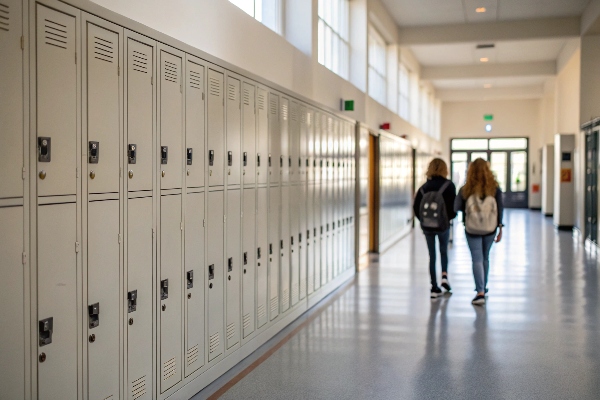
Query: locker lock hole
38 137 51 162
243 252 248 265
161 146 168 164
127 290 137 313
257 247 261 259
228 257 233 272
88 141 99 164
208 264 215 280
88 303 100 329
128 144 137 164
187 270 194 289
161 279 169 300
209 150 214 166
228 151 233 166
257 153 261 167
243 152 248 166
187 148 193 165
38 317 53 346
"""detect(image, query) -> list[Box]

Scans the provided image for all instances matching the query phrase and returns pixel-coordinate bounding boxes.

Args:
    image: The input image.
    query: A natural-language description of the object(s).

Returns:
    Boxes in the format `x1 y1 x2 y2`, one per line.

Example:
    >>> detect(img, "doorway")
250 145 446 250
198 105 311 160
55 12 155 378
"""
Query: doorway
585 128 598 244
450 138 529 208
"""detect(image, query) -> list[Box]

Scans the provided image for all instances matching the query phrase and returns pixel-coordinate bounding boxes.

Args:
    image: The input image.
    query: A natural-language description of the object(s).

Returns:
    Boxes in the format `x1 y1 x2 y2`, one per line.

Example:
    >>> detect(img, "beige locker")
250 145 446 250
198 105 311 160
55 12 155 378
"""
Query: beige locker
256 187 268 328
308 110 315 184
160 194 183 392
184 192 205 376
35 4 77 197
242 83 256 185
280 185 290 312
280 97 289 183
0 207 25 399
208 69 225 187
126 195 153 400
242 188 256 337
300 106 308 183
207 191 224 360
226 189 241 348
37 203 78 400
306 184 315 295
256 88 268 184
268 186 280 320
288 185 298 307
313 183 322 291
298 183 307 299
126 38 154 192
268 93 280 183
0 0 23 199
87 200 120 400
289 101 299 183
159 49 183 190
185 59 205 189
226 77 241 185
85 22 120 194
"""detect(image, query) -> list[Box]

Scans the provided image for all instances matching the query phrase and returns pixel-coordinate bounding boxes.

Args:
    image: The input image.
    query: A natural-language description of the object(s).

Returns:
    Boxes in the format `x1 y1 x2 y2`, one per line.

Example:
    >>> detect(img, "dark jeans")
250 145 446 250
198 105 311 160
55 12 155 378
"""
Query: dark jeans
424 229 450 288
465 232 495 293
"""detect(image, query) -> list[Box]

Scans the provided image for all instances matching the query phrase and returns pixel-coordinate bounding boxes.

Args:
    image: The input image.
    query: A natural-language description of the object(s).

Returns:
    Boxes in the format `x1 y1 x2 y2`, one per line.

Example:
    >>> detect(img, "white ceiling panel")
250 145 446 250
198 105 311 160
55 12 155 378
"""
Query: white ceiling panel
495 38 567 63
410 43 479 66
464 0 498 23
433 76 548 89
379 0 465 27
498 0 590 21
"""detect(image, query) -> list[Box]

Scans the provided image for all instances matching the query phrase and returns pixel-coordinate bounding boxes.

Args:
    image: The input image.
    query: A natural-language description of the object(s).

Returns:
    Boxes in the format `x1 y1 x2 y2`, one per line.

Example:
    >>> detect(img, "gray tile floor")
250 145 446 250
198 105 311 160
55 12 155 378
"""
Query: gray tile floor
210 210 600 399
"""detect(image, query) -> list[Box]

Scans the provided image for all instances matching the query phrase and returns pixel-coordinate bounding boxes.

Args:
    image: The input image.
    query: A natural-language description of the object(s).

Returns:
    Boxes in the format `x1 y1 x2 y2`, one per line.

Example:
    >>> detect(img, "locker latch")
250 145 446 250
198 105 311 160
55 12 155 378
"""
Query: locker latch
306 159 309 167
88 141 99 164
320 160 323 167
38 317 53 346
38 137 51 162
127 290 137 313
280 240 284 250
299 233 302 243
187 270 194 289
228 257 233 272
307 230 310 239
243 152 248 166
161 146 168 164
269 244 273 255
187 148 193 165
313 160 316 167
320 226 323 234
280 156 283 168
243 252 248 265
209 150 214 166
257 247 261 259
160 279 169 300
327 223 329 232
288 156 291 167
299 158 301 167
314 228 317 236
228 151 233 166
208 264 215 280
257 153 261 167
88 303 100 329
128 144 137 164
290 236 294 245
268 154 272 167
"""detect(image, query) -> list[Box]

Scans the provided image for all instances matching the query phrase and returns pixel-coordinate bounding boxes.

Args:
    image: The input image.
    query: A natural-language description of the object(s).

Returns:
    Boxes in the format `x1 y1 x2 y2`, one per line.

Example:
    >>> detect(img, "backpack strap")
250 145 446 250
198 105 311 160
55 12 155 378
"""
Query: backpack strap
437 181 451 195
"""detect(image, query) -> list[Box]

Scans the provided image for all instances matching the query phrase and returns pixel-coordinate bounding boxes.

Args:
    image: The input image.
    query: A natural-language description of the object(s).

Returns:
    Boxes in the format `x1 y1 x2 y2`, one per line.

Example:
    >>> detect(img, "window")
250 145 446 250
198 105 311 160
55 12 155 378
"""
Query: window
229 0 282 34
398 63 410 121
318 0 350 79
419 86 429 133
368 26 387 106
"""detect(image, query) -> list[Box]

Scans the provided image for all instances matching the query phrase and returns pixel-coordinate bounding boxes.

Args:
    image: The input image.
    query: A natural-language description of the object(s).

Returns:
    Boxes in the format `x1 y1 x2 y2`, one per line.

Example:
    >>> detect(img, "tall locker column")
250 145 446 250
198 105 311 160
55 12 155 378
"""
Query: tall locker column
268 187 280 320
289 185 299 306
207 191 225 361
242 188 256 338
280 98 289 183
269 93 280 182
35 4 80 399
83 17 122 400
256 187 269 328
313 112 322 291
242 83 256 185
256 88 269 185
298 183 307 299
208 69 225 188
280 185 291 312
0 0 26 398
226 190 241 350
226 76 241 186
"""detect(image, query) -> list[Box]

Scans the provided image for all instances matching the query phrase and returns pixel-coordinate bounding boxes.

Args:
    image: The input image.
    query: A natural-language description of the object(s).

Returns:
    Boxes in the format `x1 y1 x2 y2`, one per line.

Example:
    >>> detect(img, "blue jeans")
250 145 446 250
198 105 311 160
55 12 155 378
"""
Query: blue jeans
424 229 450 288
465 232 495 293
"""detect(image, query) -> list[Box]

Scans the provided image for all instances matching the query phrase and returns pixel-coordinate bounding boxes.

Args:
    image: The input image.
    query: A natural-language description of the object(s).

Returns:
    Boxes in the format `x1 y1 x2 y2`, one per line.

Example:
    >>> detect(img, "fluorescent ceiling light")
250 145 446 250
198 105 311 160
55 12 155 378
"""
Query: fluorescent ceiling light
480 57 489 62
476 7 486 13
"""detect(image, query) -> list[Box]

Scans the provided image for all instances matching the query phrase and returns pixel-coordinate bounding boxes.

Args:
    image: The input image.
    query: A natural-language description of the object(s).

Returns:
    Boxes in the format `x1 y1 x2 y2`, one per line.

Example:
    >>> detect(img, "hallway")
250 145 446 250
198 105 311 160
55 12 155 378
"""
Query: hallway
211 210 600 399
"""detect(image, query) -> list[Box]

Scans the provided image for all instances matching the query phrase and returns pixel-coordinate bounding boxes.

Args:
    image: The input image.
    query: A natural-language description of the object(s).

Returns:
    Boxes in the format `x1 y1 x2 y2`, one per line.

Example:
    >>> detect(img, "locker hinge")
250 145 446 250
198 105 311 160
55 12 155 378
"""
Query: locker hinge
118 234 122 244
75 242 80 253
22 253 27 265
76 168 80 178
119 167 122 178
180 222 183 231
203 219 206 227
223 215 226 223
20 36 24 50
152 228 155 238
151 76 154 85
202 93 205 100
75 52 77 64
118 66 120 76
22 167 26 180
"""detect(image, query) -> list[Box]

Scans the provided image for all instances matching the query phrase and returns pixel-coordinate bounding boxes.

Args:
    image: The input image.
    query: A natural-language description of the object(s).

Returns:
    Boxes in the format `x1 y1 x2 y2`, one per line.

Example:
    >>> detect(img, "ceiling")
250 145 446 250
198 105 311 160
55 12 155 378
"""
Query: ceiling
380 0 590 100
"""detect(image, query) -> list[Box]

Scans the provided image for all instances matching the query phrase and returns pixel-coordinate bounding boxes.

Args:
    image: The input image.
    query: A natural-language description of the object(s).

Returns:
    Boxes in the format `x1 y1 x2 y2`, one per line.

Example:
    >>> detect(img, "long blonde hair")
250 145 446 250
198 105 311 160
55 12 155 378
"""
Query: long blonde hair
426 158 448 179
462 158 498 198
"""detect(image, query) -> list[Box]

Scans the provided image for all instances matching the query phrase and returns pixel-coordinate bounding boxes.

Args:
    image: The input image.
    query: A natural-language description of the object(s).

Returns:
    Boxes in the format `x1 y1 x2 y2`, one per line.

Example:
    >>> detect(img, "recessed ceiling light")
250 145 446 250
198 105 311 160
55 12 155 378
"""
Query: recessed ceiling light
484 84 492 89
476 7 486 13
480 57 489 62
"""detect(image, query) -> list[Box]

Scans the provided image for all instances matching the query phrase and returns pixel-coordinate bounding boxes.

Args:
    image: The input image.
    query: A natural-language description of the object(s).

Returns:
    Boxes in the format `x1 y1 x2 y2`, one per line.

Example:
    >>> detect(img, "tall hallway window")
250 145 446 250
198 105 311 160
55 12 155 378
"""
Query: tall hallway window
398 63 410 121
229 0 282 34
368 26 387 106
318 0 350 79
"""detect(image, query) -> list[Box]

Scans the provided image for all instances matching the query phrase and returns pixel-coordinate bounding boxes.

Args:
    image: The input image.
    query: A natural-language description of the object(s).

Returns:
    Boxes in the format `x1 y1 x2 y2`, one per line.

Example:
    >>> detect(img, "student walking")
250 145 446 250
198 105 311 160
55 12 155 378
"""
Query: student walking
454 158 504 306
413 158 457 298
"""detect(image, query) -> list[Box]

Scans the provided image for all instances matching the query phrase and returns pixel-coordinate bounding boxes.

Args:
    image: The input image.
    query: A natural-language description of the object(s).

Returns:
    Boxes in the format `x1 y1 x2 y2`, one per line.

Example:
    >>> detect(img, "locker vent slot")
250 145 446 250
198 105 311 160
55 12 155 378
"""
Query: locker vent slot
189 69 202 90
0 3 8 32
291 285 299 302
270 296 278 315
132 50 148 73
291 106 296 121
93 36 114 63
131 375 147 400
243 313 251 331
257 304 266 321
226 323 236 340
243 88 251 106
209 332 220 354
281 103 288 120
258 94 265 110
301 111 306 123
307 113 311 124
227 83 236 101
270 99 277 115
163 60 178 83
209 77 220 96
162 357 176 381
44 19 69 49
186 345 199 366
300 278 307 294
103 396 113 400
282 289 289 310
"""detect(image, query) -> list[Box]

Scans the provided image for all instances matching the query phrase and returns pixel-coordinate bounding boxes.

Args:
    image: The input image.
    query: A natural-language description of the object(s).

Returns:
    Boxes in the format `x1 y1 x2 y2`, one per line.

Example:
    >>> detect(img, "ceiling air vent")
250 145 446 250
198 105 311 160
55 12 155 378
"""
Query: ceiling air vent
476 43 495 49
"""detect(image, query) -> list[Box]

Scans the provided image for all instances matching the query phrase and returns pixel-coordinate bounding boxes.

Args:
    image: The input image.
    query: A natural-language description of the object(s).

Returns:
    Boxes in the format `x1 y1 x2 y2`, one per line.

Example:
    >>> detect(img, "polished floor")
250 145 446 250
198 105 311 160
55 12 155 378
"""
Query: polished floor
200 210 600 399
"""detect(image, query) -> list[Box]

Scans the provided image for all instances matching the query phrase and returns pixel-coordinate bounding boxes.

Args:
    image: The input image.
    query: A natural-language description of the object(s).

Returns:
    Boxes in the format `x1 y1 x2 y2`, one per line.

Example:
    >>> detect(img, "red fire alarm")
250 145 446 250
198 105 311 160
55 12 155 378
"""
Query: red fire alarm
380 122 390 130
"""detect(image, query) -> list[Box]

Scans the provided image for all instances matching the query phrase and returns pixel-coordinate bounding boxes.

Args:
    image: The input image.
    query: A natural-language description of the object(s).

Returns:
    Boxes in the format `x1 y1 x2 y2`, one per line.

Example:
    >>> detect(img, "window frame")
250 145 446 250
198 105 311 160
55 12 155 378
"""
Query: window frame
368 25 387 106
318 0 350 79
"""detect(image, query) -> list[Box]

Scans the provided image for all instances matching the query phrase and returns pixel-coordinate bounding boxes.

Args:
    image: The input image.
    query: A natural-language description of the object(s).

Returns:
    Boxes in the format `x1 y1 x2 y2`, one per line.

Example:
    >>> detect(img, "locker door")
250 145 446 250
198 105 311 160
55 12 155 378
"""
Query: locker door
289 101 299 183
327 180 334 281
314 112 321 185
37 203 78 399
299 183 307 299
314 182 322 291
159 50 183 190
307 110 314 184
226 77 241 185
36 5 77 197
256 188 268 328
269 93 280 183
0 207 25 399
242 83 256 185
242 188 256 337
300 106 308 183
185 59 205 188
306 184 314 295
289 186 299 306
87 200 120 399
321 181 329 285
86 23 120 195
126 38 154 192
0 0 23 199
280 97 289 183
208 70 225 187
126 196 153 400
280 185 291 312
160 194 182 392
256 88 268 184
226 189 241 349
268 186 280 320
184 192 205 376
207 191 224 360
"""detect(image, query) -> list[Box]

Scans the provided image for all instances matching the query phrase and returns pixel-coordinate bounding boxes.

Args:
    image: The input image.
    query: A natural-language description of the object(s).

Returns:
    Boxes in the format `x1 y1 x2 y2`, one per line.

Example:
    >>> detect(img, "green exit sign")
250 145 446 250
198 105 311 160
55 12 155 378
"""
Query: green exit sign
484 114 494 121
341 99 354 111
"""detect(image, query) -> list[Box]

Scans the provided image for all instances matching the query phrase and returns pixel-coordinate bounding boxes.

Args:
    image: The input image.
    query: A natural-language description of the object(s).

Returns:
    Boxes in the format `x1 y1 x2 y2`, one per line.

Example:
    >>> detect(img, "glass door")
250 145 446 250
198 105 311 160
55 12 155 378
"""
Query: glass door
585 129 598 243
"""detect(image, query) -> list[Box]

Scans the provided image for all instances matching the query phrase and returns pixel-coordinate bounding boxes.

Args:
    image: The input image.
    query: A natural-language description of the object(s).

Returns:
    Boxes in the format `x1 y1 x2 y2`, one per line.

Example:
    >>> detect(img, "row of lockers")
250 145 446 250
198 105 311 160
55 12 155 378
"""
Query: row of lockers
0 1 356 399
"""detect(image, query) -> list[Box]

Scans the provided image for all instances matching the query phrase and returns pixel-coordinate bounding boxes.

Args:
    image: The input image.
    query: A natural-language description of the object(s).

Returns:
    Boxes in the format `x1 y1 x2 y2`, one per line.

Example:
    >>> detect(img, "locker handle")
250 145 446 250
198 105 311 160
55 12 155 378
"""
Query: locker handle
243 152 248 166
306 159 309 167
269 243 273 254
257 153 261 167
89 141 99 164
307 230 310 239
161 146 168 164
280 239 284 250
187 148 193 165
228 257 233 272
291 236 294 246
38 317 53 346
314 228 317 236
38 137 51 162
244 252 248 265
299 233 302 243
187 270 194 289
288 156 291 167
208 265 215 280
269 154 272 167
127 290 137 313
280 156 283 168
228 151 233 166
161 279 169 300
128 144 137 164
209 150 214 166
88 303 100 329
299 158 301 167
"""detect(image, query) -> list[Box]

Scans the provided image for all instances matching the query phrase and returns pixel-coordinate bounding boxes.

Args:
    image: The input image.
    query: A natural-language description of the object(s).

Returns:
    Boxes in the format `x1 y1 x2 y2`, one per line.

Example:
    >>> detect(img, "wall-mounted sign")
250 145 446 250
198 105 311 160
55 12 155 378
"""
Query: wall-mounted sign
484 114 494 121
560 168 572 183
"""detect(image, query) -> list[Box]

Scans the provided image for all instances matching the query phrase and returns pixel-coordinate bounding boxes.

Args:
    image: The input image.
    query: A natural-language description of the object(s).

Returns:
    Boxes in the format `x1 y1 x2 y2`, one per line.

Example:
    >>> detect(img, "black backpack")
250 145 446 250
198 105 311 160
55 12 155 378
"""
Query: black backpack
419 181 451 231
